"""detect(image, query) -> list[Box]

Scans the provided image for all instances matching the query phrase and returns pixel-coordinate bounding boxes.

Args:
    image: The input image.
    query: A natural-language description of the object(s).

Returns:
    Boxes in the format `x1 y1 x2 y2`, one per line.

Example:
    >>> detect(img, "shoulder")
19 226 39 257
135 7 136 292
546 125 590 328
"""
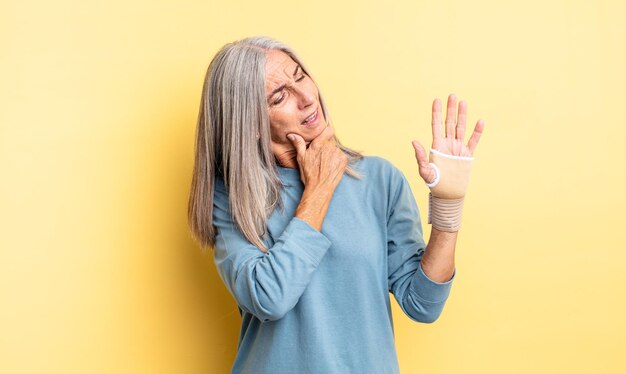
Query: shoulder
351 156 417 216
350 155 411 201
354 155 406 182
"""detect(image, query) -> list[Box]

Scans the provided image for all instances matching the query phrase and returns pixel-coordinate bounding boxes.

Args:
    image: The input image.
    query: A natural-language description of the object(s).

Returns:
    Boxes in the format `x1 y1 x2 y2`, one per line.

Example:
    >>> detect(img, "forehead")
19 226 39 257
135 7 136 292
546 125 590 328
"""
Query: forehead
265 50 297 87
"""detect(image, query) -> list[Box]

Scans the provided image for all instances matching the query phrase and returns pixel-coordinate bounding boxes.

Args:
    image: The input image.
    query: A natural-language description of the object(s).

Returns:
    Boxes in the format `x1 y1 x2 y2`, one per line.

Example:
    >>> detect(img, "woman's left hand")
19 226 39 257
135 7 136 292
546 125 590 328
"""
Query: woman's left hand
411 94 485 184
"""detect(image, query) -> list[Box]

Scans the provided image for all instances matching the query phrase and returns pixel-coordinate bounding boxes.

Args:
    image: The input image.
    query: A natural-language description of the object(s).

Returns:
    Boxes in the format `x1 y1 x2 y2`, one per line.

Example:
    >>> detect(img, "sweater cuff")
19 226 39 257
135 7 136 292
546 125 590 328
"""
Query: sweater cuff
278 217 332 265
411 262 455 304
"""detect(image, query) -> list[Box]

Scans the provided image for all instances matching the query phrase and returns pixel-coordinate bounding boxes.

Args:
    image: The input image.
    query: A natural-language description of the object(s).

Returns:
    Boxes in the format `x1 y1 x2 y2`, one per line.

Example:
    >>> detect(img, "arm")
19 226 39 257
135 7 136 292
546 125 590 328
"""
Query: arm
412 94 485 282
387 168 455 324
388 94 485 322
290 126 348 231
213 126 347 322
213 180 332 322
421 229 457 283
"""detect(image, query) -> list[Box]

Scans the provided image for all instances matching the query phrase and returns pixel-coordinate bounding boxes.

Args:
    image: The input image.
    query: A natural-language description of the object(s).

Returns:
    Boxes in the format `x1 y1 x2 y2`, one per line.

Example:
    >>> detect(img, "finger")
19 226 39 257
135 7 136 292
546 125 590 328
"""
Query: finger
445 93 457 138
412 140 435 182
287 133 306 157
310 125 335 149
456 100 467 141
431 98 443 143
411 140 429 169
467 119 485 154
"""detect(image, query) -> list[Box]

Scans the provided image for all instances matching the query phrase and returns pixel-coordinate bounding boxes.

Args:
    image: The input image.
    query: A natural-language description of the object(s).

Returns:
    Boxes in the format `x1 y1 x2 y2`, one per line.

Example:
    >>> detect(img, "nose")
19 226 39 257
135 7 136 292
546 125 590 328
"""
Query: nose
293 85 315 109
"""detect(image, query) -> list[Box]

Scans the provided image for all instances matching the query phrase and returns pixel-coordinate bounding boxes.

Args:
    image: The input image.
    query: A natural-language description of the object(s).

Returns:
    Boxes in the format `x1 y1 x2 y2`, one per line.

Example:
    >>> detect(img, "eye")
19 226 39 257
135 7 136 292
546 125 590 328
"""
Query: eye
295 73 306 82
272 92 286 105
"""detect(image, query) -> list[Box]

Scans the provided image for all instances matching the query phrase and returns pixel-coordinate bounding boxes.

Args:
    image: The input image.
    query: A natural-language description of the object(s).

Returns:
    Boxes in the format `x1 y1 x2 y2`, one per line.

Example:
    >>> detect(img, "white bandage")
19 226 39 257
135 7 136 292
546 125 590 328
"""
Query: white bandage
426 149 474 232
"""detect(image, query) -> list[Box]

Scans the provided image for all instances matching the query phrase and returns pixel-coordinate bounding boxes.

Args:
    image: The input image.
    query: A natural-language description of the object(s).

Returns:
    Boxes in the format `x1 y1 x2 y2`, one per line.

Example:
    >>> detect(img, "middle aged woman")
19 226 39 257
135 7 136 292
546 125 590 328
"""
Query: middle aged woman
188 36 485 374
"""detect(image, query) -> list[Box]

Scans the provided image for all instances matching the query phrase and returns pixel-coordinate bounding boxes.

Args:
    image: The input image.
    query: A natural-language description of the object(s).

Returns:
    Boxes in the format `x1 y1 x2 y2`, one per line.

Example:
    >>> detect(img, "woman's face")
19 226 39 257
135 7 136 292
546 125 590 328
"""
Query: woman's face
264 50 328 154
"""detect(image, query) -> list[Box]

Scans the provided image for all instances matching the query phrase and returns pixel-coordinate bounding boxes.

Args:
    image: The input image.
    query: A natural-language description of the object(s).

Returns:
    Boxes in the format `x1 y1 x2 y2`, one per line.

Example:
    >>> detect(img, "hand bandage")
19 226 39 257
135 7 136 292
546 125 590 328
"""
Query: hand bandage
426 149 474 232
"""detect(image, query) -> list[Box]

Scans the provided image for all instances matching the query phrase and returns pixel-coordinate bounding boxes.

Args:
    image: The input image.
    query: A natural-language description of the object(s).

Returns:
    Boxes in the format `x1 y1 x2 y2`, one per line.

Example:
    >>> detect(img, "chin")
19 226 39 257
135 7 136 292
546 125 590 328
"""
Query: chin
302 123 327 142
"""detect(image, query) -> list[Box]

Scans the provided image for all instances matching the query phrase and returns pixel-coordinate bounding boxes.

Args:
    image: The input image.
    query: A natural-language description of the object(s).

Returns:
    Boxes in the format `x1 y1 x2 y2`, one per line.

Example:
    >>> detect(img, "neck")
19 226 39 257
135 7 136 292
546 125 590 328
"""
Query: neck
271 140 300 168
273 148 299 169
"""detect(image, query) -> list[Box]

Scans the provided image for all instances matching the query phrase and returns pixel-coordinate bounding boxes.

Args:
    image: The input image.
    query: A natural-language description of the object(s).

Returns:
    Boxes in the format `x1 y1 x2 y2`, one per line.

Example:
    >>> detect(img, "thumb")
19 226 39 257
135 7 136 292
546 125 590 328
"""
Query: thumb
411 140 435 183
287 133 306 158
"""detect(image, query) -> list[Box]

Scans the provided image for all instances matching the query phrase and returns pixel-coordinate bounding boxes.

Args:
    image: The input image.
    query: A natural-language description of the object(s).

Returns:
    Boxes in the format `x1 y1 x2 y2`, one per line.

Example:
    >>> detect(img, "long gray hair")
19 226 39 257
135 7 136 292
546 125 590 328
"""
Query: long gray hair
188 36 362 253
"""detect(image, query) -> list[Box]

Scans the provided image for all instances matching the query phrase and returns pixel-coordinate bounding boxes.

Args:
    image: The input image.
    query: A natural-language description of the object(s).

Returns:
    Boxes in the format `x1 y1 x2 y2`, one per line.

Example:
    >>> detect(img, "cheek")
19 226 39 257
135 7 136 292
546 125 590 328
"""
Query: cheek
268 113 292 143
269 122 284 143
268 106 300 138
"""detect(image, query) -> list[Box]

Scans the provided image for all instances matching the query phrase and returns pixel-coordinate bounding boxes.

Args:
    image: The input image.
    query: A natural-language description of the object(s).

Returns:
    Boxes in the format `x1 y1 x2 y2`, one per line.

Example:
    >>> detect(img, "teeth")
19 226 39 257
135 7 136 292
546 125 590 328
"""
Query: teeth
304 110 316 124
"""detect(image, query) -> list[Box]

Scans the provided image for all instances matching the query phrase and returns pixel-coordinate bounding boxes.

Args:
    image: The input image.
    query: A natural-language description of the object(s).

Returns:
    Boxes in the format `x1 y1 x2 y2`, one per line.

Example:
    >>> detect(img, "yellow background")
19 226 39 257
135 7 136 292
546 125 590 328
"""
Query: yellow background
2 0 625 373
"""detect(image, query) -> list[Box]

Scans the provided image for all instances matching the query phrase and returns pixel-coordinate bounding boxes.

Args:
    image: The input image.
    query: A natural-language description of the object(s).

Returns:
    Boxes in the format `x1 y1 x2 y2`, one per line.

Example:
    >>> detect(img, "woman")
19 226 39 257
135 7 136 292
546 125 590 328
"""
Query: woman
188 36 484 373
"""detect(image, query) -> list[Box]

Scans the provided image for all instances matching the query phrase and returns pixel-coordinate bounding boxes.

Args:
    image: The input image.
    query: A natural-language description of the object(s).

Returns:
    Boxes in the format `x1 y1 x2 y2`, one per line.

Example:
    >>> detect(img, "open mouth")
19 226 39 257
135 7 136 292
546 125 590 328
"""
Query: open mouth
301 108 319 126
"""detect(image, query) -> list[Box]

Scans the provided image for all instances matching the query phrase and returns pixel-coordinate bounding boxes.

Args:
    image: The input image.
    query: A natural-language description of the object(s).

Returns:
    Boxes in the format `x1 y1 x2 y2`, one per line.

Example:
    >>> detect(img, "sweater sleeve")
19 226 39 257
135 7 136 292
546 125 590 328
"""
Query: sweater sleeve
386 167 455 323
212 179 332 323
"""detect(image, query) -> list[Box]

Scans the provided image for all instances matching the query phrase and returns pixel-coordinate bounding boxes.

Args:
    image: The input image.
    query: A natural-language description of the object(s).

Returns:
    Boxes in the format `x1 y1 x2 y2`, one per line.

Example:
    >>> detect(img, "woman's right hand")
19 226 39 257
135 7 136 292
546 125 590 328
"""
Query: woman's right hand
287 126 348 190
286 126 348 231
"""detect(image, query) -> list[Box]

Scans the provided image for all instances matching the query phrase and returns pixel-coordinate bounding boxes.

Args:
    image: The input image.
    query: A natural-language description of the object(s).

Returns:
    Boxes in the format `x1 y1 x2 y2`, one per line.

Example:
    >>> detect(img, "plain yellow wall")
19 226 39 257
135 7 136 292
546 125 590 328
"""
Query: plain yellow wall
2 0 625 373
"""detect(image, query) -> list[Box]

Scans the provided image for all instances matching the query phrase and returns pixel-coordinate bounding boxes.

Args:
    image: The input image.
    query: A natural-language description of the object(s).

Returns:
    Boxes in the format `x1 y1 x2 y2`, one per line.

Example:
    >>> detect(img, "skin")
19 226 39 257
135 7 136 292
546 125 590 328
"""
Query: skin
265 49 330 169
265 50 484 283
412 95 485 282
265 50 347 231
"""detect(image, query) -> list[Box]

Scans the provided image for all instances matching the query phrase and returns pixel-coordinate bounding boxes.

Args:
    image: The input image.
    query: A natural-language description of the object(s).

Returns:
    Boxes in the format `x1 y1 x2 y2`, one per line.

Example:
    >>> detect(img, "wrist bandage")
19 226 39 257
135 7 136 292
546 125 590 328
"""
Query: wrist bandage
426 149 474 232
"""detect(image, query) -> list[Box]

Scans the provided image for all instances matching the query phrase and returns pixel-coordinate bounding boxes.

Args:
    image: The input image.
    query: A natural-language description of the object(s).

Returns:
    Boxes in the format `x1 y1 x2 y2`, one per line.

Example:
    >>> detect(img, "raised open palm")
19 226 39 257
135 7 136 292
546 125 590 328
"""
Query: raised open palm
412 94 485 184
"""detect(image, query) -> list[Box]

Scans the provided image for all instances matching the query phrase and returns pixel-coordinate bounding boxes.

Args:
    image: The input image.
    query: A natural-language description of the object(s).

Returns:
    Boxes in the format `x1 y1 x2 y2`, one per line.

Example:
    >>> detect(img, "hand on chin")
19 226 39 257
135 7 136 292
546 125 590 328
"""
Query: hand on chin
301 122 328 145
271 123 328 167
271 140 298 168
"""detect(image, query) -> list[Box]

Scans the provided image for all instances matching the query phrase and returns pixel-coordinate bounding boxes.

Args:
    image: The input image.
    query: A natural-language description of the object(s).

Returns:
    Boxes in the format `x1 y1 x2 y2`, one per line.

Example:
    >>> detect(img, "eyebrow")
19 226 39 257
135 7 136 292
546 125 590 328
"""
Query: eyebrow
267 64 302 101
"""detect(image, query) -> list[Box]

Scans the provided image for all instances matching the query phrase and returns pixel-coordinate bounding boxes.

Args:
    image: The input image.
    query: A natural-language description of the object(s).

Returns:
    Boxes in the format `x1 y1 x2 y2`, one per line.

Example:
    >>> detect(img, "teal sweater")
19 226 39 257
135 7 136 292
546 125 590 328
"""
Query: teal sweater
213 156 455 373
